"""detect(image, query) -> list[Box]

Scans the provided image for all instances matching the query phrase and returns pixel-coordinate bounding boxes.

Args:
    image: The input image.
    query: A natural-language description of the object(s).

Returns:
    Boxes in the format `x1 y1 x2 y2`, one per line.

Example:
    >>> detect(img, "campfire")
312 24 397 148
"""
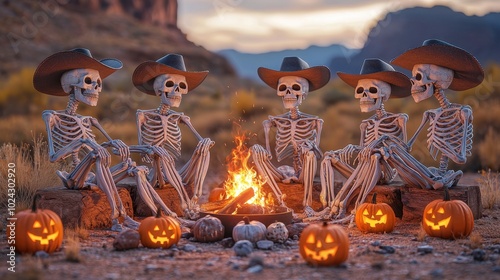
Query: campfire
200 131 291 236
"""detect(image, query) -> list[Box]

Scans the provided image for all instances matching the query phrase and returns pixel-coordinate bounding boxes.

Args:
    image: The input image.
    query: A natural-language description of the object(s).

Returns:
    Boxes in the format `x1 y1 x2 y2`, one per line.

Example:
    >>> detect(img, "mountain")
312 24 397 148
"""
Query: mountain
0 0 235 79
218 44 358 81
330 5 500 77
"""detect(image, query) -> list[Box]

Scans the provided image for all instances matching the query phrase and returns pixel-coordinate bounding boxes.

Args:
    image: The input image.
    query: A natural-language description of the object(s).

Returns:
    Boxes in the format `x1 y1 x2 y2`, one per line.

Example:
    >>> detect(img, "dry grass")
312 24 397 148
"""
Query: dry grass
65 226 90 241
64 235 83 263
469 232 483 249
416 226 427 242
0 135 67 211
476 169 500 209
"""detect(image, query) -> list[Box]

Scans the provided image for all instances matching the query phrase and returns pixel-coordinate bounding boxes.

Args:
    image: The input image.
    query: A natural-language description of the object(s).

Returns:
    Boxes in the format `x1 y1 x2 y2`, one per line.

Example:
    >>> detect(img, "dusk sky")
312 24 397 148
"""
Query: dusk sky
177 0 500 53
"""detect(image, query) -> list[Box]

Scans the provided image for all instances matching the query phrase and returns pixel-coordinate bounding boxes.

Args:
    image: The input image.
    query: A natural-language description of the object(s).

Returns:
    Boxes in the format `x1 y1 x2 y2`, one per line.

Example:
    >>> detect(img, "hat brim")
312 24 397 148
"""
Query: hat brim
337 71 411 98
257 65 330 92
33 51 122 96
133 61 209 95
391 44 484 91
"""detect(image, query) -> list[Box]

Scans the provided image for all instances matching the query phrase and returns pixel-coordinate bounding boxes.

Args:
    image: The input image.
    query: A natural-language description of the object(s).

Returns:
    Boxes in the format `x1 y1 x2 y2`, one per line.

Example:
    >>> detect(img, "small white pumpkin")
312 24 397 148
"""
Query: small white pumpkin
266 221 289 243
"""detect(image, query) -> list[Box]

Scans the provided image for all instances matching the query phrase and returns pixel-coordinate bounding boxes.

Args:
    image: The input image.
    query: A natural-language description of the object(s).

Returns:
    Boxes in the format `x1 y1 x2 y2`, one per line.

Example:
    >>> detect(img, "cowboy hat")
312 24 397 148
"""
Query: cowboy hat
258 57 330 91
391 39 484 91
337 58 411 98
33 48 122 96
133 53 209 95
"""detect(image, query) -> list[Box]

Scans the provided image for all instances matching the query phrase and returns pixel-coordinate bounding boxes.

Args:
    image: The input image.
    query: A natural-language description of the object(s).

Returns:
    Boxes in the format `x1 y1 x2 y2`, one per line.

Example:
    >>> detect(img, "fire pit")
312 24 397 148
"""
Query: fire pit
201 131 292 237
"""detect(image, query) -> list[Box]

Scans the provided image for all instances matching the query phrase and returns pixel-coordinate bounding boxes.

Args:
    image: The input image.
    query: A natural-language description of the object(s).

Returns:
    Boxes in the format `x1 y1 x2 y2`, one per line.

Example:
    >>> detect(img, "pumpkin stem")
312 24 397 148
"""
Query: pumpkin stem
155 206 163 218
443 187 450 201
243 216 250 224
31 194 40 212
371 193 378 204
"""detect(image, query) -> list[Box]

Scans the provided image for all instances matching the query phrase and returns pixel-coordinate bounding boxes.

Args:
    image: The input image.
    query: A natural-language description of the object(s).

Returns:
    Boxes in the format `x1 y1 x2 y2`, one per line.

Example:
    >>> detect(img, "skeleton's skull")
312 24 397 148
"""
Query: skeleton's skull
354 79 391 113
61 68 102 106
411 64 453 103
153 74 188 108
277 76 309 109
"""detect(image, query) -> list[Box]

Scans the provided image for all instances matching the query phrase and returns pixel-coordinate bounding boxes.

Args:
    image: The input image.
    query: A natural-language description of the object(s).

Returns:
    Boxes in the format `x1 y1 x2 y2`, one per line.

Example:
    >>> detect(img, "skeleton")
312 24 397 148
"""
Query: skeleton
383 64 472 189
251 75 323 213
43 68 177 231
130 73 213 219
320 79 408 219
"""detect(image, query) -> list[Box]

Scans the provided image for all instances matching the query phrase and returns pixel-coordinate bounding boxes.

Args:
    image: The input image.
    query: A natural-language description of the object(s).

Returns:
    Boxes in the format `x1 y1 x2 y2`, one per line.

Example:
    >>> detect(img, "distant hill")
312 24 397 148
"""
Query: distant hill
330 5 500 77
218 45 358 81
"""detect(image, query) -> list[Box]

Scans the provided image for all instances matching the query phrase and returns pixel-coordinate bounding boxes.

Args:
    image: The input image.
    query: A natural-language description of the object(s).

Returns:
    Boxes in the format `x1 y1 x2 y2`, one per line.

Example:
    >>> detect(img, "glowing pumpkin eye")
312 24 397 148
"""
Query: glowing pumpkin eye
427 208 433 214
376 209 383 215
33 221 42 228
50 219 55 226
154 225 160 231
325 234 334 243
306 234 315 244
363 209 369 215
437 207 445 214
168 225 173 230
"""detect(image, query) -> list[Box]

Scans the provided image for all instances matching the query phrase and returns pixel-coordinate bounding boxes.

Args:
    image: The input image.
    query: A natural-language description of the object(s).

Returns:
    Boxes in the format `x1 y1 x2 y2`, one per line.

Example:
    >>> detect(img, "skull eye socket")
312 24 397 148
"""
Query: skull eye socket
84 77 92 84
369 87 378 93
179 82 187 89
292 84 301 91
278 84 287 91
165 80 174 87
415 73 422 81
356 87 364 94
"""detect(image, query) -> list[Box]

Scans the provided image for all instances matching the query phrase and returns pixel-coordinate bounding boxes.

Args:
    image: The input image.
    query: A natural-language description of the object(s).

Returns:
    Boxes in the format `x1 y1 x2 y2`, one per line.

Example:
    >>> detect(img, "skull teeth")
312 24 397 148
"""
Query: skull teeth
411 84 430 94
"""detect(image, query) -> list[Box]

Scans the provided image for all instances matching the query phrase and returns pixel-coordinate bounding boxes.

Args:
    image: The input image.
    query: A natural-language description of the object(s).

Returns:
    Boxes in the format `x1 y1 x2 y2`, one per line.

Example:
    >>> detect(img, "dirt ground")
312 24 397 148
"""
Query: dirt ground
2 175 500 280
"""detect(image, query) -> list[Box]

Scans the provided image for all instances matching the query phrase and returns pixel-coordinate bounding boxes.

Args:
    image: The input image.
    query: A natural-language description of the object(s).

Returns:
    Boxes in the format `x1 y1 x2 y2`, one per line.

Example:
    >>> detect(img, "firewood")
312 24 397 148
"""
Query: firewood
200 198 231 212
216 188 255 214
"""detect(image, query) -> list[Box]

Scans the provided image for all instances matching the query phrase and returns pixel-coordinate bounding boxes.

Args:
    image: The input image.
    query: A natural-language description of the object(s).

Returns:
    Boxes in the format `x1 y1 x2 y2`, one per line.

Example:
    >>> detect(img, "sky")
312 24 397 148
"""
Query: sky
177 0 500 53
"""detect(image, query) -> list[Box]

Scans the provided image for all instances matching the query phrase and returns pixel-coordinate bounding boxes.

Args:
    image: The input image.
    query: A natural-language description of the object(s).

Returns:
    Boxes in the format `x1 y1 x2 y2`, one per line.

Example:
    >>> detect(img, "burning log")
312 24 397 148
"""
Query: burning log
216 188 255 214
200 198 231 212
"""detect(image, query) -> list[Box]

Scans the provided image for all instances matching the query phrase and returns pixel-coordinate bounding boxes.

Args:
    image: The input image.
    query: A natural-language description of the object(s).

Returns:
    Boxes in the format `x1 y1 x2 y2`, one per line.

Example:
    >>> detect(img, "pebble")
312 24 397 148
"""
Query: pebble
472 249 486 261
492 266 500 273
453 256 471 263
247 265 263 273
181 232 193 239
35 251 50 258
370 240 382 246
256 240 274 250
183 244 197 252
234 240 253 257
220 237 235 248
375 245 395 254
429 268 443 277
417 245 433 254
248 255 264 267
112 229 140 251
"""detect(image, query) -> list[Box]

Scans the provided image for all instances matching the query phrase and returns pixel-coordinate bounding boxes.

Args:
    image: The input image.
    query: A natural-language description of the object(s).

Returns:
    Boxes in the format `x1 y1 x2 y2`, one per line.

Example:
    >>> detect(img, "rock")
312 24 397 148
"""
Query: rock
183 244 197 252
417 245 434 254
256 240 274 250
247 265 263 273
35 251 50 258
234 240 253 257
492 266 500 273
220 237 235 248
375 245 395 254
370 240 382 246
429 268 444 277
286 223 309 238
36 187 134 230
113 229 140 251
472 249 486 261
248 255 264 267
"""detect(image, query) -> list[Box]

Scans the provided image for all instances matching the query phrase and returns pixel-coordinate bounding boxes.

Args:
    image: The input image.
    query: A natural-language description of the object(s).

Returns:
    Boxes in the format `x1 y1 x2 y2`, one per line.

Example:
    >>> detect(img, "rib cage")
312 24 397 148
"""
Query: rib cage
272 116 319 162
427 106 473 162
51 112 95 156
362 114 405 146
139 111 182 159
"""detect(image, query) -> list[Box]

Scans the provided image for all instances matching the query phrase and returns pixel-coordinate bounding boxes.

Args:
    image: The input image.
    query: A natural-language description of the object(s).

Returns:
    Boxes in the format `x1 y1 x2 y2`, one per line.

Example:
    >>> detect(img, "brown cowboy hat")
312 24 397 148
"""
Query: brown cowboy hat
337 58 411 98
33 48 122 96
391 39 484 91
133 54 209 95
258 57 330 91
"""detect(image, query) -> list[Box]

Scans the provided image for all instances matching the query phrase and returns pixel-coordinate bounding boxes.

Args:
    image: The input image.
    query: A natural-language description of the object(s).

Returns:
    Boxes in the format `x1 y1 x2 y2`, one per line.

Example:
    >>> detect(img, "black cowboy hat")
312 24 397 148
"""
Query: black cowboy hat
337 58 411 98
33 48 122 96
133 53 209 95
391 39 484 91
257 57 330 91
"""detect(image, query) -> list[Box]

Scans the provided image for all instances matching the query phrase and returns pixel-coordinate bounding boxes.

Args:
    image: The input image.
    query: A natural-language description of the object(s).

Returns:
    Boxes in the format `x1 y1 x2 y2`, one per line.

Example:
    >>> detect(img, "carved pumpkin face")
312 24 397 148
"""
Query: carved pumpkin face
422 190 474 240
355 193 395 233
138 213 181 249
7 202 64 254
299 222 349 266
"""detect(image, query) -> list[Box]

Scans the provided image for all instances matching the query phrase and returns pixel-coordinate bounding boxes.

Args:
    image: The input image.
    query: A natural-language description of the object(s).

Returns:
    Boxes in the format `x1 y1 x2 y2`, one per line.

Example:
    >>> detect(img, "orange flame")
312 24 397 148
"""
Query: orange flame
223 131 272 207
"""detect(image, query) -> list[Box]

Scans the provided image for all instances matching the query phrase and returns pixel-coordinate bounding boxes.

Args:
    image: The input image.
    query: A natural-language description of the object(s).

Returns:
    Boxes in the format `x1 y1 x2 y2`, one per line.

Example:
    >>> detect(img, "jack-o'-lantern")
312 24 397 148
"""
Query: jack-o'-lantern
138 209 181 249
422 188 474 239
299 222 349 266
355 193 395 233
7 196 63 254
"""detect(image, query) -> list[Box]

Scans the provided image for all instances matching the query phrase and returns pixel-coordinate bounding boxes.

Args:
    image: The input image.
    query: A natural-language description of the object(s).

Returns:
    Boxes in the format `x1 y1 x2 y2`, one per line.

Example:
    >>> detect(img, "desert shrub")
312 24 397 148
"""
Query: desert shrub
477 170 500 209
478 128 500 171
230 89 258 118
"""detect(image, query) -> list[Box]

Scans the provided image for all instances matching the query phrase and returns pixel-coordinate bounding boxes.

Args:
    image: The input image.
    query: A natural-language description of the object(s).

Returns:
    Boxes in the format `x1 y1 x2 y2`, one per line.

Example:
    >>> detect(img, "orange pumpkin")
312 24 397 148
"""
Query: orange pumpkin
138 209 181 249
422 188 474 239
7 197 63 254
355 193 395 233
299 222 349 266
